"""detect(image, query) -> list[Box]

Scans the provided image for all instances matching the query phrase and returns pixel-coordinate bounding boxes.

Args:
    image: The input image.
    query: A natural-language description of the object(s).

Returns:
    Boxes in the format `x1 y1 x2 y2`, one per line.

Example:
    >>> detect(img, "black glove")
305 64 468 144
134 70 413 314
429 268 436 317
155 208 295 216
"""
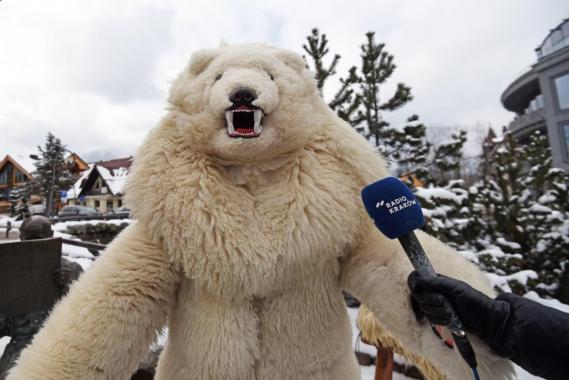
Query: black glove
407 271 511 348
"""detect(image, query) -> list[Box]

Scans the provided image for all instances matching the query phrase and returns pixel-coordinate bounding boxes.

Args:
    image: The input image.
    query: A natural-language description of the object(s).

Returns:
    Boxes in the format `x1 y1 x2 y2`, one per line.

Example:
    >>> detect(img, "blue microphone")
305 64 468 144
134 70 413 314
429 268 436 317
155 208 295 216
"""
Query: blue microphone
361 177 479 375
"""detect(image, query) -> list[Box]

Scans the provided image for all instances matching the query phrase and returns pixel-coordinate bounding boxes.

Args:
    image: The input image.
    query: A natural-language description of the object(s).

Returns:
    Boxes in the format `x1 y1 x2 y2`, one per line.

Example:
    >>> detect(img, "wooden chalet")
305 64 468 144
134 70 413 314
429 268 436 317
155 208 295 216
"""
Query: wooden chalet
64 152 90 180
0 155 33 212
68 157 133 213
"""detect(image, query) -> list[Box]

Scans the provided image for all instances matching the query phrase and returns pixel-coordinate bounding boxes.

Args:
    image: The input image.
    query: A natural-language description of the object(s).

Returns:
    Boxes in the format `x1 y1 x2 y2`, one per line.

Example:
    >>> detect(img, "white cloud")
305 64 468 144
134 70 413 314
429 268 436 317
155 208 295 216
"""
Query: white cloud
0 0 567 169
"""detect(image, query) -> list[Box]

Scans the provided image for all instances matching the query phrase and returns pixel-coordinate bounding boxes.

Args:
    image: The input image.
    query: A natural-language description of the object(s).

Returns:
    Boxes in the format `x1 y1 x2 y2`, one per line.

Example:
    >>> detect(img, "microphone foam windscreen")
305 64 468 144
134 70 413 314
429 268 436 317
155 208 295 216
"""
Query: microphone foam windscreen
361 177 425 239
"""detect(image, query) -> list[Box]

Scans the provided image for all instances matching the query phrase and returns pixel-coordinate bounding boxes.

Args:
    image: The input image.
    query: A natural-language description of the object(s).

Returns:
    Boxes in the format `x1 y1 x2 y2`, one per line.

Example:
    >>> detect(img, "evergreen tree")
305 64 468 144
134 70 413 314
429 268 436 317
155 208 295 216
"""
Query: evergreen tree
491 133 526 248
467 131 569 302
328 67 362 128
302 29 340 96
303 29 412 142
518 132 569 300
8 184 31 219
390 115 431 183
356 32 412 153
413 130 471 249
430 130 468 185
31 133 73 218
303 29 362 127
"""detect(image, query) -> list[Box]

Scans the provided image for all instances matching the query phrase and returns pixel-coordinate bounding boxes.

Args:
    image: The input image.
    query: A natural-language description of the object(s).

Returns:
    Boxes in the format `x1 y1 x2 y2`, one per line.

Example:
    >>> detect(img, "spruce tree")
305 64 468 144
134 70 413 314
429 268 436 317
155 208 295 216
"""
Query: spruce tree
390 115 431 184
466 131 569 301
8 184 31 219
31 133 74 218
431 130 468 185
519 132 569 301
413 130 471 249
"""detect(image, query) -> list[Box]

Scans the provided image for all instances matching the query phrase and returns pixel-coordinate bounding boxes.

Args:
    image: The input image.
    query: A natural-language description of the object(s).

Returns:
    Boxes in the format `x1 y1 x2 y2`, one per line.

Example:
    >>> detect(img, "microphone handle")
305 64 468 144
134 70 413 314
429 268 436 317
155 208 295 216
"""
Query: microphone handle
398 231 478 369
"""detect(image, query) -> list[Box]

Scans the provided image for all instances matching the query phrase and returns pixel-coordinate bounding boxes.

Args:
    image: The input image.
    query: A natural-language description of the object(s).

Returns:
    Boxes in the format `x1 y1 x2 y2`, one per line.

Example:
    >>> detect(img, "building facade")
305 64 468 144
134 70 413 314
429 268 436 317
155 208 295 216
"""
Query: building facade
501 18 569 171
67 157 132 214
64 152 89 181
0 155 32 212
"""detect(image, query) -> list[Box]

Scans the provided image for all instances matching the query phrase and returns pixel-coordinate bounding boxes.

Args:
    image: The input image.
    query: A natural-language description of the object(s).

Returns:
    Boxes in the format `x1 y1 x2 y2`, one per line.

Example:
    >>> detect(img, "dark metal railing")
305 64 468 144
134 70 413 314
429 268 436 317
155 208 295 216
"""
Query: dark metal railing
60 238 106 256
509 108 546 139
51 213 131 223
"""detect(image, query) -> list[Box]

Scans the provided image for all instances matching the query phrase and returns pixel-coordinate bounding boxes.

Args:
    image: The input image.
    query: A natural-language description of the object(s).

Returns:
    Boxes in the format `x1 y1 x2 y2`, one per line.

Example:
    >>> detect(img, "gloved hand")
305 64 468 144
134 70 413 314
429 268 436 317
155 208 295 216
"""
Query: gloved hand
407 271 511 347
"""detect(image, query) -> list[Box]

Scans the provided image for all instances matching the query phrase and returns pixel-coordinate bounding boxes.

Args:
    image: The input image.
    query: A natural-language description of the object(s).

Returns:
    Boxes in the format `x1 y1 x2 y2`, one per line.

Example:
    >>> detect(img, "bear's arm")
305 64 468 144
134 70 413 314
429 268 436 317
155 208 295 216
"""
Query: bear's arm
339 224 515 379
7 223 179 380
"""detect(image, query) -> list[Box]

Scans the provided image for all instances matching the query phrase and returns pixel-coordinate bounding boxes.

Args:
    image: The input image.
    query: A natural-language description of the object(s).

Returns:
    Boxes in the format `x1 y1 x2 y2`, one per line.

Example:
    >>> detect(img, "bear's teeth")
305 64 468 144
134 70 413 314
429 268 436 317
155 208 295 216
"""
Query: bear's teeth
253 109 263 134
225 110 234 123
225 110 235 134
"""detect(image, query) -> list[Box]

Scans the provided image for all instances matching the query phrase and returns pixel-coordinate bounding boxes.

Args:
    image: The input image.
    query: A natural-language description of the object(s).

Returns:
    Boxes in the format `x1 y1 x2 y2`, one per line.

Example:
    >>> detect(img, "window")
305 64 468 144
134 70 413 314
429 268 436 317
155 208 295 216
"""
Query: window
551 29 563 46
94 200 100 208
117 199 123 207
1 163 13 186
554 73 569 110
563 122 569 159
15 171 27 183
107 200 113 210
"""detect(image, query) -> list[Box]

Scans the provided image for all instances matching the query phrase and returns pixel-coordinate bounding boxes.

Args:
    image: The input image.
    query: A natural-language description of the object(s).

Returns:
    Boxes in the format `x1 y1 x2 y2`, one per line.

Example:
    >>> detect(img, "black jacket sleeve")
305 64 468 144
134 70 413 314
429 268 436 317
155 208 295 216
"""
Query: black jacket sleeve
491 293 569 380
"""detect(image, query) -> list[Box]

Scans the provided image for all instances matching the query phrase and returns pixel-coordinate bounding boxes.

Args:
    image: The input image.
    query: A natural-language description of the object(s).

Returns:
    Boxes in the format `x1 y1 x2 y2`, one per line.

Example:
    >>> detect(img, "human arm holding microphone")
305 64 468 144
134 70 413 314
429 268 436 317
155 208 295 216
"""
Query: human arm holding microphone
408 271 569 380
340 176 515 379
339 227 514 378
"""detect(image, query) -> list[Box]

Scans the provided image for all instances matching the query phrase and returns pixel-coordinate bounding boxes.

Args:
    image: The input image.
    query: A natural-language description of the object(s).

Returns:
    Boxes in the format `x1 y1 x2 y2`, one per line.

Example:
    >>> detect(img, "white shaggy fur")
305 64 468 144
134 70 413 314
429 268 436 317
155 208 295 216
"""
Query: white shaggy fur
8 44 514 379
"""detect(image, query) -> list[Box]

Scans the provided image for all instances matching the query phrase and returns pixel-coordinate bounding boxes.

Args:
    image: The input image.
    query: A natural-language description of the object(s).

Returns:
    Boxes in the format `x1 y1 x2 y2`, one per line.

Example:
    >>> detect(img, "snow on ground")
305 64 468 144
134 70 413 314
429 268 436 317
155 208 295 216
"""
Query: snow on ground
59 241 97 270
52 219 133 270
0 337 10 357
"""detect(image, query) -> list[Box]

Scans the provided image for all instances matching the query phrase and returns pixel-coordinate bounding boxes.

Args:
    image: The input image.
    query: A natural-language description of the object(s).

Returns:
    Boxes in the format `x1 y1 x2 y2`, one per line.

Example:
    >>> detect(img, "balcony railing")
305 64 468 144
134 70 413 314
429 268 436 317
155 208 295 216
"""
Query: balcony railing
509 108 546 139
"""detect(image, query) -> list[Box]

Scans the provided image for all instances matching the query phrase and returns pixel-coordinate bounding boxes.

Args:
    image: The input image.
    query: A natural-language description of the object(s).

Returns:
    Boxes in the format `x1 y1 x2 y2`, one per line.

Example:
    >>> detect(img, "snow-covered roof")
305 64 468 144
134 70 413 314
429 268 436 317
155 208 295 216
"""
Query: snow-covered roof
96 165 129 195
67 157 132 198
66 165 93 199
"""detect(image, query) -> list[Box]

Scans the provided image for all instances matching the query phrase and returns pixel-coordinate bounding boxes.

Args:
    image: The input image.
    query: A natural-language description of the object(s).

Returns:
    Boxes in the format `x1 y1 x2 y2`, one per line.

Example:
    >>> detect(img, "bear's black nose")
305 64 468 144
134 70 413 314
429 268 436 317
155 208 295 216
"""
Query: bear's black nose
229 88 257 105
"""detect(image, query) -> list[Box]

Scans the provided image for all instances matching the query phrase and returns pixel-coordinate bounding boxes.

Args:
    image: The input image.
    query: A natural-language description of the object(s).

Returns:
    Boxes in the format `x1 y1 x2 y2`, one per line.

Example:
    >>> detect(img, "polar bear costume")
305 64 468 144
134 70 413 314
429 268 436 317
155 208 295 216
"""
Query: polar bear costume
8 44 514 380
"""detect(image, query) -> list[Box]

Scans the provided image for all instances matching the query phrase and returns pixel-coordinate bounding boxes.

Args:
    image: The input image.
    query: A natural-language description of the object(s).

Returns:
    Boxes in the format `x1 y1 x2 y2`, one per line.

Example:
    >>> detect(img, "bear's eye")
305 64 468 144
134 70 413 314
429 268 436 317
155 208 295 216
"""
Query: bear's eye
214 73 223 81
268 73 274 80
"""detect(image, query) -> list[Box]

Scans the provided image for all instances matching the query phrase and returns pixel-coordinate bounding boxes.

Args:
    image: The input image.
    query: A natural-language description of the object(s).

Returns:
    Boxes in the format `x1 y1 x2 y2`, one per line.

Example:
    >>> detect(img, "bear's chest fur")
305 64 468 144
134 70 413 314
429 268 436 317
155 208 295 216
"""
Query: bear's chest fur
154 149 365 299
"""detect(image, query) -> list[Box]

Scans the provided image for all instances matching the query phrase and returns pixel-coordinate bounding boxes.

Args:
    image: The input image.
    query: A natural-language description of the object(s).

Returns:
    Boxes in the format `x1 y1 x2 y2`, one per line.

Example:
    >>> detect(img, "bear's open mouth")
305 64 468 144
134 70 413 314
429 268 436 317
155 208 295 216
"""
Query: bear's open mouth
225 105 263 138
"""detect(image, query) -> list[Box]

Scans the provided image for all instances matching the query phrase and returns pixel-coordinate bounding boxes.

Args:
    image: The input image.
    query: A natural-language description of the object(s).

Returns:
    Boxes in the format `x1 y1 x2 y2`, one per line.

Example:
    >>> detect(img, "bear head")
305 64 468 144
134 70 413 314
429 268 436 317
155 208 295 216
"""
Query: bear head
167 44 322 163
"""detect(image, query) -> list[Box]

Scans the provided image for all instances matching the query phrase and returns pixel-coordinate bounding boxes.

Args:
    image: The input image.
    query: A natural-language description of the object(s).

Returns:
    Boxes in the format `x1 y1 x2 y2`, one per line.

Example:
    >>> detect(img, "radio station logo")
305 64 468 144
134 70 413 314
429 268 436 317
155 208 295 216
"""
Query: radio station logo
376 195 417 214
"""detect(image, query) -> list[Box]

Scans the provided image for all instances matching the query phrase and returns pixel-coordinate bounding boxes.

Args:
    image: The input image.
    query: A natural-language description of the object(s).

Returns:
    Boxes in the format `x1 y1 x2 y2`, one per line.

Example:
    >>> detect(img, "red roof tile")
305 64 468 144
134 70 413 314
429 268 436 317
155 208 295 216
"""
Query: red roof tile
96 157 133 170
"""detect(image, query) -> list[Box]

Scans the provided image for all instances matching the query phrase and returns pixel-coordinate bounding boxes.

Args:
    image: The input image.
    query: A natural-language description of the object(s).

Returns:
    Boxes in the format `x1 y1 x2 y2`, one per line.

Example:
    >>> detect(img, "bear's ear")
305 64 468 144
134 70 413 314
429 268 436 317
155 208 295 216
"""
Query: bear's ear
188 49 219 76
274 50 307 73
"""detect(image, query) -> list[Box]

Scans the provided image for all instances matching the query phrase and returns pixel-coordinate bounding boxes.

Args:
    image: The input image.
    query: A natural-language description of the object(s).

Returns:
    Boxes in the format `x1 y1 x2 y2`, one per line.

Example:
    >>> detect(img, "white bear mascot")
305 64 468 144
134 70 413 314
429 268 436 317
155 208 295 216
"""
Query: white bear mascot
8 44 514 380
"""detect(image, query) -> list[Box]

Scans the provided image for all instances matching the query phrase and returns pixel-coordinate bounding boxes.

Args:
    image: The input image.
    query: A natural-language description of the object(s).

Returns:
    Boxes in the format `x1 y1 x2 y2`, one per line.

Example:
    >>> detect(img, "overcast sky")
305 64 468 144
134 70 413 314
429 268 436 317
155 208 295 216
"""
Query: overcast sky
0 0 567 171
